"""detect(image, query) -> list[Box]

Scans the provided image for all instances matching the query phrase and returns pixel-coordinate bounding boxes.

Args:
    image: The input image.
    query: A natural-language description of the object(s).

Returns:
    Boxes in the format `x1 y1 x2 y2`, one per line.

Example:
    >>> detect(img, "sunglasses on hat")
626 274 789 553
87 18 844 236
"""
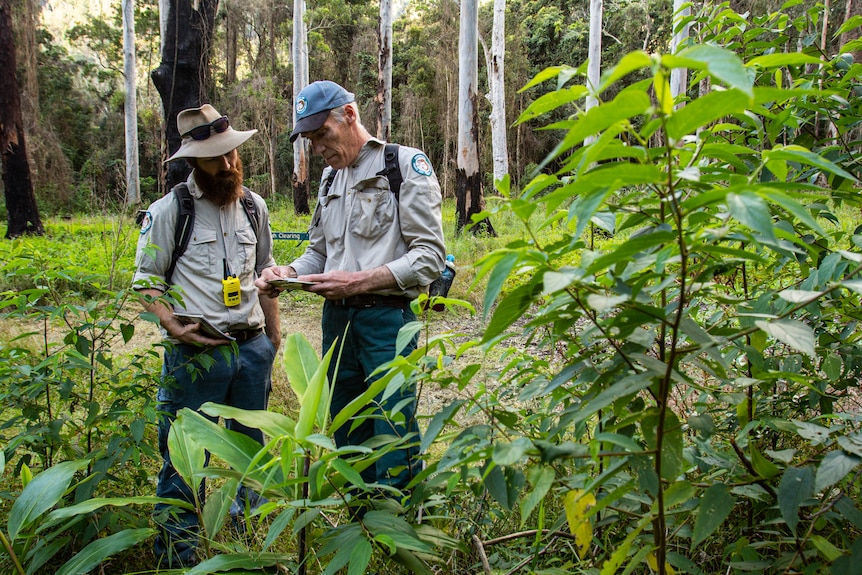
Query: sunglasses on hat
182 116 230 141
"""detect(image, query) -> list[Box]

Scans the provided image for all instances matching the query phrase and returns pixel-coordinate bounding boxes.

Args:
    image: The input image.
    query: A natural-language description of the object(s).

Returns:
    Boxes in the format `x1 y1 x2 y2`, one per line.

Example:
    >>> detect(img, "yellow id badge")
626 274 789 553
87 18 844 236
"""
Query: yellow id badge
222 276 241 307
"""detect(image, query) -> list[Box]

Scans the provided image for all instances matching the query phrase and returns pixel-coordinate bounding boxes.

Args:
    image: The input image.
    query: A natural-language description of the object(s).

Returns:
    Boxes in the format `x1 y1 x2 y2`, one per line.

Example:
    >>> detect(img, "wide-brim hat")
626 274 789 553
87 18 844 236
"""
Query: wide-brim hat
289 81 355 142
166 104 257 162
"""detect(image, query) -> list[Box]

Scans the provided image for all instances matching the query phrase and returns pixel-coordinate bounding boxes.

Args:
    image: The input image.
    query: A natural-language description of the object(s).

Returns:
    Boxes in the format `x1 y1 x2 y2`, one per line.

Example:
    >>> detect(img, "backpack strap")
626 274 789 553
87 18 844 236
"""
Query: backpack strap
166 183 194 285
241 188 260 234
376 143 403 201
322 168 338 196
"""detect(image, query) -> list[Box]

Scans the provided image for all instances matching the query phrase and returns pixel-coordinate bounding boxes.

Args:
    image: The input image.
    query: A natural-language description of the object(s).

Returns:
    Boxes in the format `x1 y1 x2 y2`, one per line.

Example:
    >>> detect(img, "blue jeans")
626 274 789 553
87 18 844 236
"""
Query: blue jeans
154 332 275 567
322 301 421 491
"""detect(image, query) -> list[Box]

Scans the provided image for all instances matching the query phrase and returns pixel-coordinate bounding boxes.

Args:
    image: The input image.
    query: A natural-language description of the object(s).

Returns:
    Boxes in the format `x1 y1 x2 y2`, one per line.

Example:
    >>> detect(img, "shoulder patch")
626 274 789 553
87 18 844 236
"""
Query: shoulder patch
411 153 433 176
139 211 153 235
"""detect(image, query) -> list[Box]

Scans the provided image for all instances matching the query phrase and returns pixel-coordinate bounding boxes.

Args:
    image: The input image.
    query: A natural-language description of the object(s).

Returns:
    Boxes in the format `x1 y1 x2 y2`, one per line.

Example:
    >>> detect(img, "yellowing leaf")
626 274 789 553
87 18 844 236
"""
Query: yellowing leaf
564 489 596 558
647 551 677 574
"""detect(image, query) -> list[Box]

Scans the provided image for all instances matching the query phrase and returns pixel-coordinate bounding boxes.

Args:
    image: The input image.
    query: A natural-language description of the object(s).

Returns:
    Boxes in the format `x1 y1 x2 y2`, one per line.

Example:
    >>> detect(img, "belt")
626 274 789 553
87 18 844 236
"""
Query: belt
331 294 411 309
229 327 263 343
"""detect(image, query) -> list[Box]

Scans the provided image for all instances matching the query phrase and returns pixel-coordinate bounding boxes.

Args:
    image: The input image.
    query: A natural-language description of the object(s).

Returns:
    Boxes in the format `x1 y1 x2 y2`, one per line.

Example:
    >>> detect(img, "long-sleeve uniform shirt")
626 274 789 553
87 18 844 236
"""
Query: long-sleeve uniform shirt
290 137 446 297
133 173 276 339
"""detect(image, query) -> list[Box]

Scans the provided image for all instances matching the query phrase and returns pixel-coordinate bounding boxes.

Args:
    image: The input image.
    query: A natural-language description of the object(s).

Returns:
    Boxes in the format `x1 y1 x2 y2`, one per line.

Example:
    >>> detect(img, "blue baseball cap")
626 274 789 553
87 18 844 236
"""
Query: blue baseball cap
290 81 355 142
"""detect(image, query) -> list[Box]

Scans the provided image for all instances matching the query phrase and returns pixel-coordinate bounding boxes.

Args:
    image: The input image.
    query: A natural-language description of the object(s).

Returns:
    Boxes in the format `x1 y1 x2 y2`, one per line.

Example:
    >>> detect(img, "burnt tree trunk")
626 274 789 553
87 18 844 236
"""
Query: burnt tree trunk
1 0 43 238
151 0 219 193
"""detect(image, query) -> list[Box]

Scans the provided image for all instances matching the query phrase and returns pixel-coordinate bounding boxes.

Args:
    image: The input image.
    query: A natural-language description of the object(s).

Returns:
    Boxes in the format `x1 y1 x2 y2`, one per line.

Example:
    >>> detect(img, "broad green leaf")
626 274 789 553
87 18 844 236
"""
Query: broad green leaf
564 489 597 558
479 250 520 318
810 535 844 562
778 289 821 304
516 85 589 123
747 53 823 67
331 458 366 490
586 294 629 313
765 145 857 182
750 445 781 479
600 516 648 575
575 373 654 425
754 319 816 358
641 411 685 481
666 89 753 142
482 282 535 344
199 403 295 439
519 65 579 92
421 400 464 453
654 70 673 115
493 438 532 466
692 483 734 547
520 465 555 526
296 340 336 441
815 451 860 492
542 269 580 294
55 528 155 575
186 552 286 574
167 414 207 496
396 321 423 356
48 496 190 522
283 332 321 400
8 459 89 541
586 229 677 276
483 465 525 511
675 44 753 95
347 539 373 575
778 466 814 533
598 51 653 93
726 192 776 243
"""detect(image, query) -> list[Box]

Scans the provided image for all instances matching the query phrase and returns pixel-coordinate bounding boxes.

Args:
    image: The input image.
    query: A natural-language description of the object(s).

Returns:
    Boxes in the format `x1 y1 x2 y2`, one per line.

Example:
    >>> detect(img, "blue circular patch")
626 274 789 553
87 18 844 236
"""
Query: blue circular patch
411 153 433 176
139 211 153 234
296 96 308 116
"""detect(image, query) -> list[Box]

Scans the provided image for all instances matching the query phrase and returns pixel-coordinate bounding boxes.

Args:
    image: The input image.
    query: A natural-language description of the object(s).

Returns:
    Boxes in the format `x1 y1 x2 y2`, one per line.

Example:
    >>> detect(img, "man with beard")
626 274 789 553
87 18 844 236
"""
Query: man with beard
133 104 280 568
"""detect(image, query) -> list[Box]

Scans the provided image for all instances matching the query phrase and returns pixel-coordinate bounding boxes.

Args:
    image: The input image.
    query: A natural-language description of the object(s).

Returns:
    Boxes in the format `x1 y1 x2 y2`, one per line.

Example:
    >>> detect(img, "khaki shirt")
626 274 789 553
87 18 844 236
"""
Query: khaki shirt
291 138 446 298
133 173 276 337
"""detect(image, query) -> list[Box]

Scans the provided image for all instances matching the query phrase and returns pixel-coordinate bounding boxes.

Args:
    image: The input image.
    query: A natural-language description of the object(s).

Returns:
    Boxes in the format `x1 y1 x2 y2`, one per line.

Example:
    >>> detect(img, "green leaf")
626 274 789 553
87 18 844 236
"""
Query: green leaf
516 85 589 123
692 483 734 547
586 229 677 276
55 528 155 575
167 414 207 497
598 51 653 93
347 539 373 575
296 340 336 441
747 53 823 68
754 319 816 358
815 451 860 492
482 282 535 344
750 445 781 479
666 89 752 141
283 332 321 401
675 44 753 95
641 411 685 481
8 459 89 541
778 466 814 533
186 552 286 574
520 465 555 526
726 192 776 243
765 145 858 182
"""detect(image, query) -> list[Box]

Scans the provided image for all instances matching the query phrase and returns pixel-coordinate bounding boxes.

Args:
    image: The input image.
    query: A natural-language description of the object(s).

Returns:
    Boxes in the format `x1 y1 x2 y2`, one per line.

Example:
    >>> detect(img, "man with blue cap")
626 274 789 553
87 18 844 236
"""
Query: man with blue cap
258 80 445 510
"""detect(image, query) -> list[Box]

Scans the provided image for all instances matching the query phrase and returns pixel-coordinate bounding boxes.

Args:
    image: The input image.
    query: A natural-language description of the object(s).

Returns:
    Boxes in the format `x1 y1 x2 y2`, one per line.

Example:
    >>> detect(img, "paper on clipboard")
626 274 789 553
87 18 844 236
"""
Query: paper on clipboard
268 278 316 291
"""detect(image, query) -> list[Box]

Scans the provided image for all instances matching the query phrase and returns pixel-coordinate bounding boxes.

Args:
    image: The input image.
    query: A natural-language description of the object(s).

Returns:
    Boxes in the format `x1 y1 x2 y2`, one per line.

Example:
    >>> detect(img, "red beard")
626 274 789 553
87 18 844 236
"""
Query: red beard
195 156 244 206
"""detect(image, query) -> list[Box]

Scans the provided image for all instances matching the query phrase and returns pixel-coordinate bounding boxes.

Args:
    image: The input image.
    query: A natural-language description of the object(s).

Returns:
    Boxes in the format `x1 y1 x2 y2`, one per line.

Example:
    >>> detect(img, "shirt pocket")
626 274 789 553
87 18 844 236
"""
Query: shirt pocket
236 227 257 274
185 230 218 273
349 178 396 239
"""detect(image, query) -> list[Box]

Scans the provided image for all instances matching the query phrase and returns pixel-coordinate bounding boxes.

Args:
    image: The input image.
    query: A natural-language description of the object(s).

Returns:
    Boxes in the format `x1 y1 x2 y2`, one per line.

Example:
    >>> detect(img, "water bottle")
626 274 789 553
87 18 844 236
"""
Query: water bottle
428 254 456 311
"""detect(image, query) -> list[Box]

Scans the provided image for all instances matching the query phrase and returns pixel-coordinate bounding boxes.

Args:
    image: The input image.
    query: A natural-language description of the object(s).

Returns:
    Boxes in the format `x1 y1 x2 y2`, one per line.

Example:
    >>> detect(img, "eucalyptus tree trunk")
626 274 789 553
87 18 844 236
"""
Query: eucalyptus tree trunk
225 0 238 85
123 0 140 205
0 0 43 238
292 0 311 214
377 0 393 141
487 0 508 187
456 0 494 235
585 0 602 145
151 0 218 193
670 0 690 103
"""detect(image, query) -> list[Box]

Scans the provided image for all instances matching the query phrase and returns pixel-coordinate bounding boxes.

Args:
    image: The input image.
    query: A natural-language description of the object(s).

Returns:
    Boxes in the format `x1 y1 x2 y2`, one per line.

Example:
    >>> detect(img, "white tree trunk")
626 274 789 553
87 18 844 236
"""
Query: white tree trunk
585 0 602 144
377 0 393 140
123 0 140 205
293 0 310 192
487 0 508 186
670 0 690 103
458 0 479 176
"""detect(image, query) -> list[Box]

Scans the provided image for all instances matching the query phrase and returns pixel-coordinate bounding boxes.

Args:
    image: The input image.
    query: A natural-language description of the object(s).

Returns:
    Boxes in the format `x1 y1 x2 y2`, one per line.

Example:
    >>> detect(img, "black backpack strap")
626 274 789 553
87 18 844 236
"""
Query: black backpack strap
166 183 194 285
376 143 403 201
323 168 338 196
241 188 260 234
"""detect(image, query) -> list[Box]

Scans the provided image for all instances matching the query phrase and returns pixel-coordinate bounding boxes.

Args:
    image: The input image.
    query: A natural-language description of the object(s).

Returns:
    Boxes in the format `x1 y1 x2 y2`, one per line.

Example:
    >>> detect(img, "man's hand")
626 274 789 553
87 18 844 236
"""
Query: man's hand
303 266 397 300
169 320 232 347
255 265 296 298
